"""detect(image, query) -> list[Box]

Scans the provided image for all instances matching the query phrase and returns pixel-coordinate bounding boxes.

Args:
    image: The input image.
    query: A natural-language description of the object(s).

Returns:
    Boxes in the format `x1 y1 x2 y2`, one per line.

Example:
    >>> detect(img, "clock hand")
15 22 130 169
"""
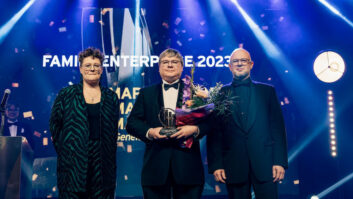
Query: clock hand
316 66 329 76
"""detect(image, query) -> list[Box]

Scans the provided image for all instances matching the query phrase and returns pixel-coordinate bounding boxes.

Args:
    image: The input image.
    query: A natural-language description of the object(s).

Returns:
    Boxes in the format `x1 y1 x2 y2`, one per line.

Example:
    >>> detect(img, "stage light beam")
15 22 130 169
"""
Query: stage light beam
0 0 35 44
318 0 353 28
316 172 353 198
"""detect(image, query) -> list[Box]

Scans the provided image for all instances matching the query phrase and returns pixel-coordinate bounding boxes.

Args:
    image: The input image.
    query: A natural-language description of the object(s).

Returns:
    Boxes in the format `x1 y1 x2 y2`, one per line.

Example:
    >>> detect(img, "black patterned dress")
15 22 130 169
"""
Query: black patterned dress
49 81 119 198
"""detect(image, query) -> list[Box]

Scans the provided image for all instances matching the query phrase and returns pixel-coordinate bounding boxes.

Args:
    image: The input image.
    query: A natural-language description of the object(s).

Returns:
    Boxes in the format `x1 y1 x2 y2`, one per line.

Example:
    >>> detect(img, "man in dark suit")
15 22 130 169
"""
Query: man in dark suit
2 103 34 150
207 48 288 199
126 48 208 199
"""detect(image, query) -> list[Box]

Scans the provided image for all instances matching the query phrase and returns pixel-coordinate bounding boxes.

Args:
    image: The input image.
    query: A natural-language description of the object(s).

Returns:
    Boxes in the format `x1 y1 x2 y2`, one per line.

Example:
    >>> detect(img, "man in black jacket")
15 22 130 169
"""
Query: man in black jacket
207 48 288 199
126 48 208 199
3 103 34 150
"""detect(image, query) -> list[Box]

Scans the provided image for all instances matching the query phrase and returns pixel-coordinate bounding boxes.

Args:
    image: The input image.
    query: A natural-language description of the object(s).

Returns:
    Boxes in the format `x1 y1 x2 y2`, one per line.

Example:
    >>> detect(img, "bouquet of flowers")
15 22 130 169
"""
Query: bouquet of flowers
176 63 233 148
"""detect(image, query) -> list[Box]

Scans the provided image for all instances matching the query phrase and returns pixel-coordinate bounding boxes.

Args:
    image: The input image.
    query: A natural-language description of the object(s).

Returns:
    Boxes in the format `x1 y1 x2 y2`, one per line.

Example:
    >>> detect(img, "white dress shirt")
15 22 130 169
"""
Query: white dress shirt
162 79 179 111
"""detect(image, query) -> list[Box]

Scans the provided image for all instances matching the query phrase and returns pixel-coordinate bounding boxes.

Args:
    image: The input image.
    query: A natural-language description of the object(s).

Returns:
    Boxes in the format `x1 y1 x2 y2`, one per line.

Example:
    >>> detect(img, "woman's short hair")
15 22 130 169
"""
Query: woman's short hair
78 47 104 67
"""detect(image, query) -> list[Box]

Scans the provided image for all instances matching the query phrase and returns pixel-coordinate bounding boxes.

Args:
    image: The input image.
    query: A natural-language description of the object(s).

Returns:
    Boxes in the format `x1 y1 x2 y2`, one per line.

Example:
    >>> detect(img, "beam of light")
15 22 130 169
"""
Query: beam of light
316 171 353 198
0 0 35 44
206 0 236 47
288 124 326 163
318 0 353 27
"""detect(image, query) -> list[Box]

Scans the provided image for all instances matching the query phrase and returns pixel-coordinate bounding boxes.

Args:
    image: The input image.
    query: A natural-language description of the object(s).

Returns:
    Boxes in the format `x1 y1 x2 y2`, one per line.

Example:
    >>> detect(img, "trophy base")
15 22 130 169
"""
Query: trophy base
160 128 178 137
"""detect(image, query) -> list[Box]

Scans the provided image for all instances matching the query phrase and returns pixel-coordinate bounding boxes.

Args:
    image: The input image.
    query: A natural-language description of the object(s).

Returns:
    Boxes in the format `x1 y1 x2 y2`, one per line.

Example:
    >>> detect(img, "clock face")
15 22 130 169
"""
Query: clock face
313 51 345 83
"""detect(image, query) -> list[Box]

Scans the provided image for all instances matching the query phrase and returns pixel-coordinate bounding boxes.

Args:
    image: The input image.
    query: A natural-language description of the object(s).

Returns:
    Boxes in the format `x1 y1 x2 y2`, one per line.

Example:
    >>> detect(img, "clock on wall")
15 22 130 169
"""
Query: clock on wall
313 51 345 83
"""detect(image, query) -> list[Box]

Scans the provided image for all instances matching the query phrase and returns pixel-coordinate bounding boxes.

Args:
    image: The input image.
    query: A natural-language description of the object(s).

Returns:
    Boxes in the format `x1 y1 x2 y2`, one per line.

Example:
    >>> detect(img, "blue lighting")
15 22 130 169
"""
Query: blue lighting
317 171 353 198
0 0 35 45
318 0 353 28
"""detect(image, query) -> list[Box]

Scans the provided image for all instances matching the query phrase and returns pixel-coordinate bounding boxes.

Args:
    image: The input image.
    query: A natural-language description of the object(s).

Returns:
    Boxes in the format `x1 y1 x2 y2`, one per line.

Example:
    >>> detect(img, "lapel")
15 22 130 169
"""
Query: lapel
176 81 184 108
157 83 164 109
245 81 258 132
229 86 243 129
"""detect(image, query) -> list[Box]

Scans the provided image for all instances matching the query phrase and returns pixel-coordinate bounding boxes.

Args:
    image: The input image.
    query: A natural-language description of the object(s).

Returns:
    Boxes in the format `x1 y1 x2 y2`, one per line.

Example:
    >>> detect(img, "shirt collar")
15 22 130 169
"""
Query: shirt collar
232 77 252 87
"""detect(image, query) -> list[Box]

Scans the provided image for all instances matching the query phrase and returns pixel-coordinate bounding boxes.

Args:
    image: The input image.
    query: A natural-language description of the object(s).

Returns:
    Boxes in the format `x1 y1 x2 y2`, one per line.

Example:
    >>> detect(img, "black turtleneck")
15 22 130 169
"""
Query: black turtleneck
231 77 251 129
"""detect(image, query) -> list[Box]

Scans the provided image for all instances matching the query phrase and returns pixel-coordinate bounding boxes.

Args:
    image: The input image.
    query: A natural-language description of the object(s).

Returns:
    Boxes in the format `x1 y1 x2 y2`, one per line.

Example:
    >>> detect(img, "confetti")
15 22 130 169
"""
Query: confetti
58 27 67 32
12 82 19 87
23 111 33 118
176 40 182 46
32 174 38 181
215 185 221 193
162 22 169 29
89 15 94 23
262 26 268 30
175 17 182 25
43 137 48 146
34 131 42 138
127 144 132 153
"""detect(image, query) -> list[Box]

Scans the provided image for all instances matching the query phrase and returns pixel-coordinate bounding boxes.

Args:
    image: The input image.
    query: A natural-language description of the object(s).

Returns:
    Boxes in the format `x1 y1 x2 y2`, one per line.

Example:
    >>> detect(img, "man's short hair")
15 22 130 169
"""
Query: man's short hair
78 47 104 67
159 48 184 66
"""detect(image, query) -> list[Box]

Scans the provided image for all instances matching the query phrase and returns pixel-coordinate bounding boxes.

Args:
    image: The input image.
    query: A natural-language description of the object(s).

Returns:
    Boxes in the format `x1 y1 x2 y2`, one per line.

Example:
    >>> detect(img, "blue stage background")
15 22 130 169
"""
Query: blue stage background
1 0 353 198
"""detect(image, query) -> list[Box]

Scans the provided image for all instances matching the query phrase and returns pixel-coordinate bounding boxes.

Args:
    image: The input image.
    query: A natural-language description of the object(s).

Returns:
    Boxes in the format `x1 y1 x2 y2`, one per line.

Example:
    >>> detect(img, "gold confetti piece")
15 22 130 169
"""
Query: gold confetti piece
23 111 33 118
215 185 221 193
124 175 128 181
32 174 38 181
12 82 19 87
43 137 48 146
117 141 124 148
127 144 132 153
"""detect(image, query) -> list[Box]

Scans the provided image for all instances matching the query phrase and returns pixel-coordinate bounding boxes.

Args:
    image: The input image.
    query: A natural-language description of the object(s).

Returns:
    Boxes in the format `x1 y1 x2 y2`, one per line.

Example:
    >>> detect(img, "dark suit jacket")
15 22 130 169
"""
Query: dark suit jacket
49 81 119 192
207 81 288 183
126 82 209 186
3 120 34 150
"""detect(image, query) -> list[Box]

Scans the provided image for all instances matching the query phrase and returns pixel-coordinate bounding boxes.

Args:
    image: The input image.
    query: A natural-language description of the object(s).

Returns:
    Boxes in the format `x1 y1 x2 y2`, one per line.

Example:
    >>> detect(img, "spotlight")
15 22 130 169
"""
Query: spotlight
310 195 319 199
0 0 35 44
317 171 353 198
328 96 333 100
328 101 333 106
331 140 336 145
318 0 353 28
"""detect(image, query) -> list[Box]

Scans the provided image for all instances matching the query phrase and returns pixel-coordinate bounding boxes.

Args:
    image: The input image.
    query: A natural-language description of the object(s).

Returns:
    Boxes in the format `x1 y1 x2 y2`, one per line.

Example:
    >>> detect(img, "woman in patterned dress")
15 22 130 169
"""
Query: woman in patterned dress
50 47 119 199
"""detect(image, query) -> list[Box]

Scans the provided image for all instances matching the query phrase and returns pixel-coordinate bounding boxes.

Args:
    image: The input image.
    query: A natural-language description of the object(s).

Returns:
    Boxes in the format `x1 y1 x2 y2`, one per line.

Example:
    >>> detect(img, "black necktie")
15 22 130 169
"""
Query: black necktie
164 83 179 91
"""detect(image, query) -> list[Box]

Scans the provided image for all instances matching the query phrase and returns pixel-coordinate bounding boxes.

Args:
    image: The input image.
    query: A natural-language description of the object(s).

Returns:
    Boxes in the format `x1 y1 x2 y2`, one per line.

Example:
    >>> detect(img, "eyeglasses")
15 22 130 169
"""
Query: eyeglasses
82 64 101 70
231 59 251 65
160 60 181 65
